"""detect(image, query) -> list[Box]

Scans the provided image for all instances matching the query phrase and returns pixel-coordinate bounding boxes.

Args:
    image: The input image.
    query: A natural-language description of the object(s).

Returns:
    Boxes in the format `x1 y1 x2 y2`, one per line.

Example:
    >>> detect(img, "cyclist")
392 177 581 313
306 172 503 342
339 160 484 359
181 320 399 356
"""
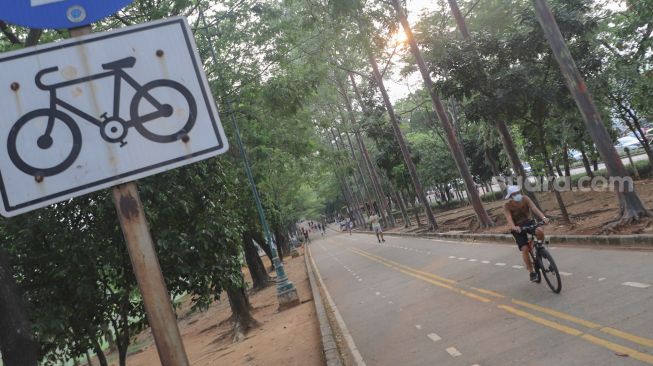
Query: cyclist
503 186 549 282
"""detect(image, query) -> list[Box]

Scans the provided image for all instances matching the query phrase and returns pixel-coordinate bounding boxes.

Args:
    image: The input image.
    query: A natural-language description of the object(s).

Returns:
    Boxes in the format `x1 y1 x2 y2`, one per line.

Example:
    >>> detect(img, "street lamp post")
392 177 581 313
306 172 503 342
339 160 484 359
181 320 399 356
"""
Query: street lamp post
199 10 299 309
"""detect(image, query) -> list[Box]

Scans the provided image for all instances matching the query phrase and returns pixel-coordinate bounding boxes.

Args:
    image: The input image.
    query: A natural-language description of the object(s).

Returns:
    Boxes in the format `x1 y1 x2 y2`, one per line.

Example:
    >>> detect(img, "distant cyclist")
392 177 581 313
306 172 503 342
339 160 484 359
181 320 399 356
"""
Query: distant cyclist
503 186 549 282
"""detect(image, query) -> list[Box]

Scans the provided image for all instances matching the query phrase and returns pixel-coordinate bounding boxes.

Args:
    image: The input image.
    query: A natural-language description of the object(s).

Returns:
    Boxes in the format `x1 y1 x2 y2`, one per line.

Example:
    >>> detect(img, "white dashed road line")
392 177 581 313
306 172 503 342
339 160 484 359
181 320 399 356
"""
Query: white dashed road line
415 324 422 330
458 257 467 260
449 256 456 259
559 272 573 276
622 282 651 289
427 333 442 342
468 259 477 262
598 277 606 281
446 347 462 357
481 260 490 264
495 263 506 266
512 265 524 269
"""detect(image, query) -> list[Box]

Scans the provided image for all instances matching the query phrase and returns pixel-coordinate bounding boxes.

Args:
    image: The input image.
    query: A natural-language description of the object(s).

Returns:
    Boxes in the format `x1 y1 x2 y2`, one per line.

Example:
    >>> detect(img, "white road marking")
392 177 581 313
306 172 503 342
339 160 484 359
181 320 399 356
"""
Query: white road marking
622 282 651 289
458 257 467 260
427 333 442 342
415 324 422 330
446 347 462 357
587 276 593 279
495 263 506 266
388 301 393 304
472 364 480 366
468 259 478 262
375 292 381 296
512 265 524 269
449 256 456 259
427 251 431 255
481 260 490 264
598 277 606 281
559 272 573 276
358 278 363 282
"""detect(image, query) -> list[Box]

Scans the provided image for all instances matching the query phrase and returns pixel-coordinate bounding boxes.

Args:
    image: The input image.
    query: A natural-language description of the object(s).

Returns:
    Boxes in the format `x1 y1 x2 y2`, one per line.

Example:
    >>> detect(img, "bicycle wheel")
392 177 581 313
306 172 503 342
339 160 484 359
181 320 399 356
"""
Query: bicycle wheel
537 248 561 293
7 109 81 177
130 79 197 143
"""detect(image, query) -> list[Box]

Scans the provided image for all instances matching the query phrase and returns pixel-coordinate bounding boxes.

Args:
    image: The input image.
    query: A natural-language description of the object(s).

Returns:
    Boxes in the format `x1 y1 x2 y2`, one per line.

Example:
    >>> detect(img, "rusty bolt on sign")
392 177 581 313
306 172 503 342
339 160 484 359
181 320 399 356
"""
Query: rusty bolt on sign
10 82 19 91
156 49 164 57
181 134 190 143
34 175 44 183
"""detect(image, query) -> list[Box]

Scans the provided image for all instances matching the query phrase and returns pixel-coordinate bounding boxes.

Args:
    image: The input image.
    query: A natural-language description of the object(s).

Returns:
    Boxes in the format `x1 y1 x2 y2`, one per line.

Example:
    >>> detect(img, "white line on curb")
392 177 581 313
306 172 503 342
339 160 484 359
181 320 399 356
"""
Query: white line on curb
308 246 367 366
622 282 651 288
446 347 462 357
427 333 442 342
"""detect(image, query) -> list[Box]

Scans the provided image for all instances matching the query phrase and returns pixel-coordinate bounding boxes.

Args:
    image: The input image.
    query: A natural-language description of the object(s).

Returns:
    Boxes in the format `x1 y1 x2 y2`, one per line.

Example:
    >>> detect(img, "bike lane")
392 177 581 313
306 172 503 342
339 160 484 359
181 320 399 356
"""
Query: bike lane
310 231 652 365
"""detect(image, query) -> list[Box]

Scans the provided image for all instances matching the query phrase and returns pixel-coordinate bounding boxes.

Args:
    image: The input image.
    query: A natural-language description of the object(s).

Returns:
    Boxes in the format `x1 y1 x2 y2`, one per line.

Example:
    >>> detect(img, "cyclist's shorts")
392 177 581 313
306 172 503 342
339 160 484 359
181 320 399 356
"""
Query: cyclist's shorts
372 224 382 233
512 219 535 250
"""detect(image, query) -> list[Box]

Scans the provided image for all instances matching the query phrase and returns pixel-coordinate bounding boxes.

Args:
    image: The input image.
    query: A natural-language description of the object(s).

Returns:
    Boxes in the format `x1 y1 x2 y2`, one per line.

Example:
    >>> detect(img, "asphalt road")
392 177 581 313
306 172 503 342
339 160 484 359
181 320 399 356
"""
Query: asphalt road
310 231 653 366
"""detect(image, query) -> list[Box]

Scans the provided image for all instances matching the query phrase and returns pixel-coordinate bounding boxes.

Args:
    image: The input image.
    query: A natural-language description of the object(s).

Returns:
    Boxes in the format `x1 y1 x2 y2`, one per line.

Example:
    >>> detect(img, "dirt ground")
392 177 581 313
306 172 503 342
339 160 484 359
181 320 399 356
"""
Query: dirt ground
386 178 653 236
101 247 324 366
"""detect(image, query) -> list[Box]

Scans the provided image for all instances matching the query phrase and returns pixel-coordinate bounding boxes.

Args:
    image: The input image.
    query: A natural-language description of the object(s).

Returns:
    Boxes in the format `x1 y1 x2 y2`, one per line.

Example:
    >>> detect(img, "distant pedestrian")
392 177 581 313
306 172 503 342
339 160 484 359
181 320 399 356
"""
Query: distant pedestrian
369 214 385 243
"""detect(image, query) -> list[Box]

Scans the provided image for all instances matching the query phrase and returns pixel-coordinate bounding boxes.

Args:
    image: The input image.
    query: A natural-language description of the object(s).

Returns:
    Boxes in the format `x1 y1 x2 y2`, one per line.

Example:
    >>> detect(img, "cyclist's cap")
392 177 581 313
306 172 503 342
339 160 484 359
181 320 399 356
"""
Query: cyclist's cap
504 185 521 200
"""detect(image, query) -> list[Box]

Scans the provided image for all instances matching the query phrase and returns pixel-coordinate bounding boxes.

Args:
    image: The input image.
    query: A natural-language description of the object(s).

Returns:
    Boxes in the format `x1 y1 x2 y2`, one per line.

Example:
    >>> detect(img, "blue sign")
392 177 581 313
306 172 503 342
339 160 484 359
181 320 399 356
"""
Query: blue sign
0 0 134 29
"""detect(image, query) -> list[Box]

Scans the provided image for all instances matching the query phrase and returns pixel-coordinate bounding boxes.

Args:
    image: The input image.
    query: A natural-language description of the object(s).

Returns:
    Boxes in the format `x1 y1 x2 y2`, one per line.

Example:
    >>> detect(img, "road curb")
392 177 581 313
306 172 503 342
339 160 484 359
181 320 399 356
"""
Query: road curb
304 246 342 366
305 245 366 366
359 230 653 250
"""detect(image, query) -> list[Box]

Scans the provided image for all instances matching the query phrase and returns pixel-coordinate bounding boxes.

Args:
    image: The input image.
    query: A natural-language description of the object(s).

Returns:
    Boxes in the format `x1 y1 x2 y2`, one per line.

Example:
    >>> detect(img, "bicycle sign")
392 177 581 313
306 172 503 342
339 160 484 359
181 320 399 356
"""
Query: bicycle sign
0 17 228 217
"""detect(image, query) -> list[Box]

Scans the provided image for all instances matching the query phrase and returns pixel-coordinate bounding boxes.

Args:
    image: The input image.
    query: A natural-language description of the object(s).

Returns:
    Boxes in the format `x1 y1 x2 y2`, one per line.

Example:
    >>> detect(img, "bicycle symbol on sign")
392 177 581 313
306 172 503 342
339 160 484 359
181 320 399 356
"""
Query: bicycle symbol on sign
7 56 197 177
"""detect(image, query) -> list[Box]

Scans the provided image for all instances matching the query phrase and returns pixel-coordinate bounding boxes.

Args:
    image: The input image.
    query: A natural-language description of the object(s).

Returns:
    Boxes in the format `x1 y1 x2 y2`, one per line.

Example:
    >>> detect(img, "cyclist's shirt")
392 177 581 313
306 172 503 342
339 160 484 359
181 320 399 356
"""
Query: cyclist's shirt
505 199 531 225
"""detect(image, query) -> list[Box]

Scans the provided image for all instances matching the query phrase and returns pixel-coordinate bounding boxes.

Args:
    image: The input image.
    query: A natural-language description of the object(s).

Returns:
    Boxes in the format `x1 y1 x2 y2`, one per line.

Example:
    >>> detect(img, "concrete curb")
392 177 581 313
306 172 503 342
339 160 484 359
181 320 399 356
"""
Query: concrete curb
305 245 367 366
304 247 342 366
359 230 653 249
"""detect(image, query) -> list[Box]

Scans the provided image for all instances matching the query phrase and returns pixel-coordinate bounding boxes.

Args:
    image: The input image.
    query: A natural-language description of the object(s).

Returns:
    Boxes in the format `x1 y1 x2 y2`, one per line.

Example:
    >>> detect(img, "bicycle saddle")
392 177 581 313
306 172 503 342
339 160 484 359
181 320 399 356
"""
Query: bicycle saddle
102 56 136 70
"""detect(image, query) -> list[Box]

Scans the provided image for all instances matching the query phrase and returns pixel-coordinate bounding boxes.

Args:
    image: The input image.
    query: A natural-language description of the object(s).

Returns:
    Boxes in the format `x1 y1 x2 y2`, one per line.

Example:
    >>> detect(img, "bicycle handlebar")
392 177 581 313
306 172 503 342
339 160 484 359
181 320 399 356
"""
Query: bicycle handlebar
518 220 547 232
35 66 60 90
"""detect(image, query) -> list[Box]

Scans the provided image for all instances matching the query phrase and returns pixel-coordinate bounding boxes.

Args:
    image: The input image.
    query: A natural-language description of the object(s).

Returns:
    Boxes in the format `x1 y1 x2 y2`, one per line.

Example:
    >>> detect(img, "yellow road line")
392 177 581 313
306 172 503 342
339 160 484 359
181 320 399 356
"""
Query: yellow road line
582 334 653 364
601 327 653 348
498 305 584 336
511 299 601 329
471 287 505 298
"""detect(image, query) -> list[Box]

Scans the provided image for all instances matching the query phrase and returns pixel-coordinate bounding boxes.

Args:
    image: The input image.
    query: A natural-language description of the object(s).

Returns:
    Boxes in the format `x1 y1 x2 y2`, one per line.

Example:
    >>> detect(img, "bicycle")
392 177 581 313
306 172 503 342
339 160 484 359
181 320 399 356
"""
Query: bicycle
521 221 562 293
7 56 197 177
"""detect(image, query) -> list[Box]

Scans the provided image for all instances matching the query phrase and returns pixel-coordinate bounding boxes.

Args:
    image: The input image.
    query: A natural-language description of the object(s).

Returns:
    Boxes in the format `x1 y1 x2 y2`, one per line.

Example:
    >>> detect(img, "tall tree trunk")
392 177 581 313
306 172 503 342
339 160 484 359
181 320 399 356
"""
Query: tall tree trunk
562 145 571 176
555 163 563 177
252 231 275 270
92 340 108 366
579 145 594 178
391 0 493 228
243 230 271 290
532 0 650 225
394 190 411 227
86 351 94 366
539 126 571 223
335 123 373 213
446 0 540 208
226 278 260 342
348 72 397 228
330 129 366 227
0 248 39 366
356 17 437 230
405 191 421 226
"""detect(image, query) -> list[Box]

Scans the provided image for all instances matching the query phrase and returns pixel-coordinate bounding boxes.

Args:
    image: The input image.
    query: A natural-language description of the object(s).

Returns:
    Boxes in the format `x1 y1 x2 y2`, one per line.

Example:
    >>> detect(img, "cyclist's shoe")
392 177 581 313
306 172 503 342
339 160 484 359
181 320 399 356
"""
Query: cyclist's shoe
529 272 539 282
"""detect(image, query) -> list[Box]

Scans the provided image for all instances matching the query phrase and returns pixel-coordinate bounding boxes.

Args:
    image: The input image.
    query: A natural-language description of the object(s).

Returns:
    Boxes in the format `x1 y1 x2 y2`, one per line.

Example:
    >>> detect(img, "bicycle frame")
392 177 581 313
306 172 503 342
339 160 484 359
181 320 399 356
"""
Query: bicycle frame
38 67 167 131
